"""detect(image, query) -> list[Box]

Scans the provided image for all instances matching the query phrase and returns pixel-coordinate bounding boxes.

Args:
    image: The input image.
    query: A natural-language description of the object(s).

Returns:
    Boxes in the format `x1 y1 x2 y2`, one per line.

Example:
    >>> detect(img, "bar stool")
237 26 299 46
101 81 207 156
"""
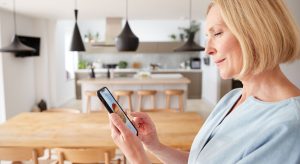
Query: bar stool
164 89 184 112
137 90 157 112
85 90 103 113
114 90 134 112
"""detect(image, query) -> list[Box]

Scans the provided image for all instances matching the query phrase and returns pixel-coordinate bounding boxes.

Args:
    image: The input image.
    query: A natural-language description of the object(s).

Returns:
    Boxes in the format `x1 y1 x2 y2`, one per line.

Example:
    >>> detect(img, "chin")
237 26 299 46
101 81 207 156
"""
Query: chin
219 71 233 80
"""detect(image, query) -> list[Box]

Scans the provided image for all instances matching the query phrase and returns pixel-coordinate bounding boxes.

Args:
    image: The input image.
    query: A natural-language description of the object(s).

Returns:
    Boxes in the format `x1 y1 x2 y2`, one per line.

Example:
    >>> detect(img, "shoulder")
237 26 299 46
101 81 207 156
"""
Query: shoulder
241 99 300 162
285 96 300 122
268 96 300 123
240 118 300 163
291 96 300 112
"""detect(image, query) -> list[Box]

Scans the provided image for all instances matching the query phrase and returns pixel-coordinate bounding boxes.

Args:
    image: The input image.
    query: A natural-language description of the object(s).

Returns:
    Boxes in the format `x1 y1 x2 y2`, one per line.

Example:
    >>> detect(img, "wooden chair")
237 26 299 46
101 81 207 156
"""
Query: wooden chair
85 90 103 113
137 90 157 112
114 90 134 112
56 148 121 164
0 147 44 164
164 89 184 112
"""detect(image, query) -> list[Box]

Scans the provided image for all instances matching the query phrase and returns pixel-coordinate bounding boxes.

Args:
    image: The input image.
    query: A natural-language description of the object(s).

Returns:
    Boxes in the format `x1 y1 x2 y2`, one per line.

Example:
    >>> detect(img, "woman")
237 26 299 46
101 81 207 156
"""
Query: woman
109 0 300 163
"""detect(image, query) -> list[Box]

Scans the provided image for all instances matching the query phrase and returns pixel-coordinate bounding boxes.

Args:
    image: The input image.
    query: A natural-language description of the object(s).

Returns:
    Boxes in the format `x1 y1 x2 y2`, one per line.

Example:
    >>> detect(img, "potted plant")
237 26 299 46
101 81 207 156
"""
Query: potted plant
179 20 200 41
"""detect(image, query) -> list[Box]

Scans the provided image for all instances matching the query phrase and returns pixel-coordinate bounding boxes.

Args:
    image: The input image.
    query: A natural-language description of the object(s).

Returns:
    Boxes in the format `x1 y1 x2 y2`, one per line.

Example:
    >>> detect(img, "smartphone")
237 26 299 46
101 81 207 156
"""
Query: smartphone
97 87 138 136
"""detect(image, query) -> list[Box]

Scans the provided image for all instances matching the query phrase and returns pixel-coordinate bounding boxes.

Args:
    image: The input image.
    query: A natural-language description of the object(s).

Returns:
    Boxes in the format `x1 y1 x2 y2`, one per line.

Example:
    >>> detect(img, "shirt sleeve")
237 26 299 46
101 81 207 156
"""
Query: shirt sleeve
237 120 300 164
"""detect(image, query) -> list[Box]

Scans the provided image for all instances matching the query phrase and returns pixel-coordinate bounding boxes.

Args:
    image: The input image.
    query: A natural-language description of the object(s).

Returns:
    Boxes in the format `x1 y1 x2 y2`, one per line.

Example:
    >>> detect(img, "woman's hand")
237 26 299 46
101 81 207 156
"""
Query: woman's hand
109 113 150 164
130 112 161 151
130 112 189 164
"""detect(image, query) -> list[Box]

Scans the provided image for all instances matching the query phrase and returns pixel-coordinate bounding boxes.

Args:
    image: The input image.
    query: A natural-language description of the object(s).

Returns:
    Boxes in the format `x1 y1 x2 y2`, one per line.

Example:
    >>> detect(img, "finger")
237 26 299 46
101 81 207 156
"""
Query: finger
131 112 152 125
109 114 120 135
131 118 142 129
130 112 150 120
110 113 132 136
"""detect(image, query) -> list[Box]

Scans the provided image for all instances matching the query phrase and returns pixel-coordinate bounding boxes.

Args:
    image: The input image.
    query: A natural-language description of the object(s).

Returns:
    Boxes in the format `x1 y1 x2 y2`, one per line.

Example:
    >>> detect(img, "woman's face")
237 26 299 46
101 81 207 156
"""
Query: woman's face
205 5 243 79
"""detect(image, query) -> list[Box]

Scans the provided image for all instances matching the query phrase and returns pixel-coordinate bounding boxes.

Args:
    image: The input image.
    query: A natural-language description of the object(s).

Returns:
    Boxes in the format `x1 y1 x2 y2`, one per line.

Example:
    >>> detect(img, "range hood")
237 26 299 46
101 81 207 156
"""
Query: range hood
91 17 122 47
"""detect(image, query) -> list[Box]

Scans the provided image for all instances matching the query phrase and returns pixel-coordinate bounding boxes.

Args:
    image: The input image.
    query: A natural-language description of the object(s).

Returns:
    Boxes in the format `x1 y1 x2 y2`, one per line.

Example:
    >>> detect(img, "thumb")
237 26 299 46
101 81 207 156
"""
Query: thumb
109 113 132 136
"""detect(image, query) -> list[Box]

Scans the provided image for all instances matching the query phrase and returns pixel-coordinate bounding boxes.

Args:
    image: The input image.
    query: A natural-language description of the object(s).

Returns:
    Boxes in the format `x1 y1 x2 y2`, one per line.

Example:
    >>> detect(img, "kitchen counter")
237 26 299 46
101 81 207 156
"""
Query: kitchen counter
76 68 202 73
79 76 190 113
75 69 202 99
78 76 190 85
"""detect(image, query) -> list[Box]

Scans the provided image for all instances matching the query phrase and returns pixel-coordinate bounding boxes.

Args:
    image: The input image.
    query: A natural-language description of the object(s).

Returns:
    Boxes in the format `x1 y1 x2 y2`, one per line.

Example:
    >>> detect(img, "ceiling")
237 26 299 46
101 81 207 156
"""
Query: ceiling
0 0 211 20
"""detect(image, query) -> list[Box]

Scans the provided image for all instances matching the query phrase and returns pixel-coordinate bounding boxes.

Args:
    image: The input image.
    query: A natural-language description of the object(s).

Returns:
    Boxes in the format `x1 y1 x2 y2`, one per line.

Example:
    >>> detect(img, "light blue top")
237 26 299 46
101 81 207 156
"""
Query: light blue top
188 88 300 164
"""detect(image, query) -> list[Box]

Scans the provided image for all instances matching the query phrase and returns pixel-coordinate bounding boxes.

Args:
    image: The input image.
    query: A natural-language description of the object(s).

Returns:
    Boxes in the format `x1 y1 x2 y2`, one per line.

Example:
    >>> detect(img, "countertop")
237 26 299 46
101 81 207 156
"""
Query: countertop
77 76 191 85
75 68 202 73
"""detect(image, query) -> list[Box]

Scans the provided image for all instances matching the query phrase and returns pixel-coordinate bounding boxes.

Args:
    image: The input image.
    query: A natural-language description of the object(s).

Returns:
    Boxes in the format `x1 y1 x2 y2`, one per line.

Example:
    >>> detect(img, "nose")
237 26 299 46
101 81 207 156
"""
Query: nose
205 39 216 56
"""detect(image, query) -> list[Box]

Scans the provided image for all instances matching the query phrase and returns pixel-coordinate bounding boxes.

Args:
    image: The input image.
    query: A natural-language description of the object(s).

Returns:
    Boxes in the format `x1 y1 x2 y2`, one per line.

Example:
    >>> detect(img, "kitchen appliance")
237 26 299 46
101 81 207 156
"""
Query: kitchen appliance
190 57 201 69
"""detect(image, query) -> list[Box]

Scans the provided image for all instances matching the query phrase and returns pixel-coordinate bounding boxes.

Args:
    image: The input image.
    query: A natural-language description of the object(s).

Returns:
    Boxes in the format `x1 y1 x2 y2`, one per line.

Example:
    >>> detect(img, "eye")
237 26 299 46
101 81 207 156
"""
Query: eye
214 32 223 37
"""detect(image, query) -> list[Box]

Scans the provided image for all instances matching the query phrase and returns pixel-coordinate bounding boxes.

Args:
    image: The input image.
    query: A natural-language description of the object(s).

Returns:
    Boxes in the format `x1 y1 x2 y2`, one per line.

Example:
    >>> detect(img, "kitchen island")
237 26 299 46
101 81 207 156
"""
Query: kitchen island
78 76 190 113
75 68 201 99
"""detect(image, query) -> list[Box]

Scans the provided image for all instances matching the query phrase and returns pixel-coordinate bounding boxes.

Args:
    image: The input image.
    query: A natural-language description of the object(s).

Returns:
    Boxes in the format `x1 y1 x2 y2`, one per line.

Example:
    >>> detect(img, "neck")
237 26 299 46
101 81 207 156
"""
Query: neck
238 66 300 103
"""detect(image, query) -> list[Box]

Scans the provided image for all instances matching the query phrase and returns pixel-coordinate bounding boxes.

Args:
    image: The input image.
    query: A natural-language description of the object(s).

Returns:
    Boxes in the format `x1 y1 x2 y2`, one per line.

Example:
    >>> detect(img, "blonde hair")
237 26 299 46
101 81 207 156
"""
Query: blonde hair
208 0 300 78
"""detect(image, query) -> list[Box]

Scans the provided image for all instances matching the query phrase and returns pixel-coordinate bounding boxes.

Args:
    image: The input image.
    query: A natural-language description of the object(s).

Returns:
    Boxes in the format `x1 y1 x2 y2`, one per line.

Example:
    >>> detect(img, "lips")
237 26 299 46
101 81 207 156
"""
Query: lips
215 58 225 64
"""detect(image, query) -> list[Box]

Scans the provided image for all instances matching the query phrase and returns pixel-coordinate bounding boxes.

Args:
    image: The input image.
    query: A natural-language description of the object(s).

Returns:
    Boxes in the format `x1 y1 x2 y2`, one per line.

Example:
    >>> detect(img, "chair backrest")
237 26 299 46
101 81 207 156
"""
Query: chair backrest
56 148 116 164
0 147 44 164
85 90 104 113
164 89 184 112
44 108 80 113
137 90 157 112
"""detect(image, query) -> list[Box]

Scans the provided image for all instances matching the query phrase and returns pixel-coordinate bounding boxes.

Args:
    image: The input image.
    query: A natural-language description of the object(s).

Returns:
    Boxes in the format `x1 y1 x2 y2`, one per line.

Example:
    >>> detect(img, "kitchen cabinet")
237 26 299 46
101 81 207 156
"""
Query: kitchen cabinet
84 42 184 53
152 71 202 99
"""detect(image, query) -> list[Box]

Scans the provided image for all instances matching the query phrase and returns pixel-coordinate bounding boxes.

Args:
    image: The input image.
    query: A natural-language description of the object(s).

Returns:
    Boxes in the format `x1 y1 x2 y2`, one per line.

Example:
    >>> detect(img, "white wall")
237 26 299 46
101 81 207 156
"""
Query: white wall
280 0 300 88
78 19 198 42
0 11 78 122
0 9 52 120
281 61 300 88
33 19 51 105
0 10 37 119
0 17 7 123
49 20 75 107
130 20 196 42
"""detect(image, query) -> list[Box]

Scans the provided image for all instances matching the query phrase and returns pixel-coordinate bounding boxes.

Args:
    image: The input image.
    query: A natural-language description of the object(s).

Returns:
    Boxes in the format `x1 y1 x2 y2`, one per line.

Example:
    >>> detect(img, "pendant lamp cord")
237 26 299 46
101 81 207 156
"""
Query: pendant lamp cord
13 0 16 35
74 0 78 21
126 0 128 20
189 0 192 28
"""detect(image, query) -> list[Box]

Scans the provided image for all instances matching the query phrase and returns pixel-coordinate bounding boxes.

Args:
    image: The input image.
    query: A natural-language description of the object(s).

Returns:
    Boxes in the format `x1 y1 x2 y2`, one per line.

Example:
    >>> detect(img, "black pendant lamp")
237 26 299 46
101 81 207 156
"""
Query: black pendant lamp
174 0 205 52
70 0 85 52
116 0 139 51
0 0 36 53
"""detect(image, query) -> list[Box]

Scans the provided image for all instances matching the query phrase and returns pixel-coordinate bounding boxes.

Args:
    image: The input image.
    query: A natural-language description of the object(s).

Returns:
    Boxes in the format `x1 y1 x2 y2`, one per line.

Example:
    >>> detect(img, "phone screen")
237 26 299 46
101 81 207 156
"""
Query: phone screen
97 87 138 136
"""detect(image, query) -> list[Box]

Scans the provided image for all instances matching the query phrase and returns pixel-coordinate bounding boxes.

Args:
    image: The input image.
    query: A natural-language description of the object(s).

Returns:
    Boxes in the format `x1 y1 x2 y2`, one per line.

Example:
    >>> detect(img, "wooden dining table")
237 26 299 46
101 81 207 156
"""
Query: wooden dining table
0 112 203 150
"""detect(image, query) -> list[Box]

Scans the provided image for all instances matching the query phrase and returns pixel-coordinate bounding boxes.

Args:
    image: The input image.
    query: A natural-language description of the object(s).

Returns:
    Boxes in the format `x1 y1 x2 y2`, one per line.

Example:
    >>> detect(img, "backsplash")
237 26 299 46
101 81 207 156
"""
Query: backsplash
79 52 200 69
